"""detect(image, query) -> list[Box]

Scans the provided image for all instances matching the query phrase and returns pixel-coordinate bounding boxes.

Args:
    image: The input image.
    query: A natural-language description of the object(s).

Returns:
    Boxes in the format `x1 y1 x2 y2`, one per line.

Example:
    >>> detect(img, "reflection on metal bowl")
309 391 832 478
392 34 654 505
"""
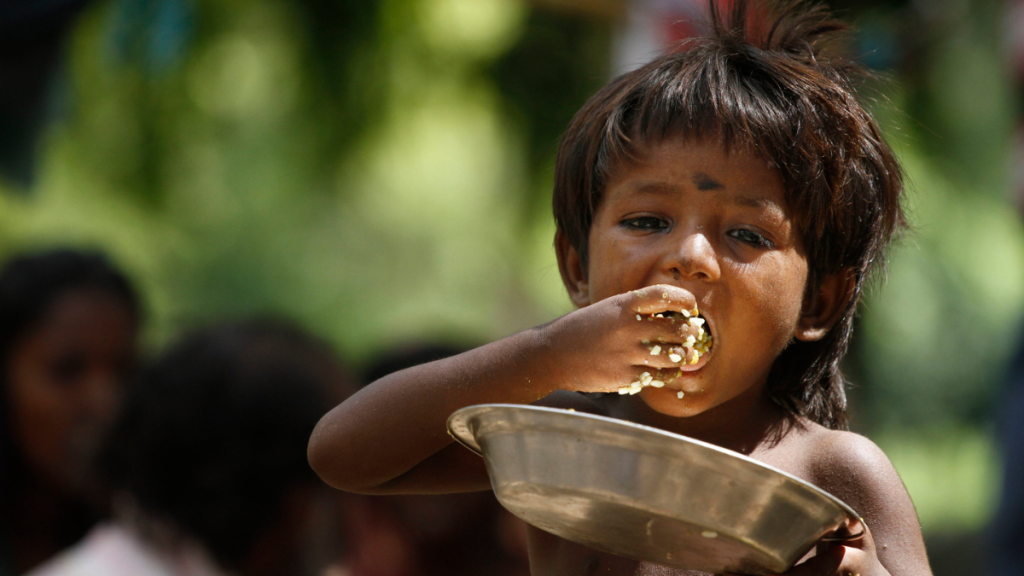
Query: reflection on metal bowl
447 404 862 575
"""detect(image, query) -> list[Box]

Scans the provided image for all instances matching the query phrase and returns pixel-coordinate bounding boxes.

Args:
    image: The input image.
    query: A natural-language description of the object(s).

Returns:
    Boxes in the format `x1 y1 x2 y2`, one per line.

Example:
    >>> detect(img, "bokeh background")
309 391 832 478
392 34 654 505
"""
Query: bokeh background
1 0 1020 573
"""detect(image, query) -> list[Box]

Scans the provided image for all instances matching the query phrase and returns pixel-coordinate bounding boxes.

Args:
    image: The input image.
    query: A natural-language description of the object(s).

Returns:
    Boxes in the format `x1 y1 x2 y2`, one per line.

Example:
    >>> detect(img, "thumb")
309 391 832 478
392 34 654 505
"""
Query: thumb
773 544 846 576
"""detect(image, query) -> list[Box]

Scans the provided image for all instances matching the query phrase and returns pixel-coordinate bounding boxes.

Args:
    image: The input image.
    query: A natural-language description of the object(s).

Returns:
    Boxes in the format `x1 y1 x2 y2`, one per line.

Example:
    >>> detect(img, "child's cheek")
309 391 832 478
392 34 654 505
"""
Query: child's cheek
755 255 809 343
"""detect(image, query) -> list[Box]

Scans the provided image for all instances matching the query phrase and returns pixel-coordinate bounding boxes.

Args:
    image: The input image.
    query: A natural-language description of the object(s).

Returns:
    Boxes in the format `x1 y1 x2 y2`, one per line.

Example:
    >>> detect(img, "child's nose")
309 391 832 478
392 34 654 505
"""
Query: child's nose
668 232 720 282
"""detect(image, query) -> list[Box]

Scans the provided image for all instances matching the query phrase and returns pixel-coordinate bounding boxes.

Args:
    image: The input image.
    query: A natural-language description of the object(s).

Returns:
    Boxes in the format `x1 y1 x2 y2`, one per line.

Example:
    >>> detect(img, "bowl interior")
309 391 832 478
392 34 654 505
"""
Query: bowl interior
448 404 860 575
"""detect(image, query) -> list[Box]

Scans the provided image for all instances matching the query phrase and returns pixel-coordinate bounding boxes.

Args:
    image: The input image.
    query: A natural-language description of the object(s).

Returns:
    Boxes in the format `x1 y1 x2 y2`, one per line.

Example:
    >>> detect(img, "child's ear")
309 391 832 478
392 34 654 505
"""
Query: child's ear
555 229 591 308
795 269 856 342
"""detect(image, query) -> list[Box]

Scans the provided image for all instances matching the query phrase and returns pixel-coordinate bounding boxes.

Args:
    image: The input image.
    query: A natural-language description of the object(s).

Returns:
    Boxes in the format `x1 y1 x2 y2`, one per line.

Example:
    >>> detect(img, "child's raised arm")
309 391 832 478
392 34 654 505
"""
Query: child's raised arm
307 284 702 495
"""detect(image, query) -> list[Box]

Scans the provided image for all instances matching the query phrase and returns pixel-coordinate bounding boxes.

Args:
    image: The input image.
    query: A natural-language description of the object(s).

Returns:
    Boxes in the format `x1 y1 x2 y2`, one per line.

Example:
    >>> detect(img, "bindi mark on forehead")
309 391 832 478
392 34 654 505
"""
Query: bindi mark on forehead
692 172 724 191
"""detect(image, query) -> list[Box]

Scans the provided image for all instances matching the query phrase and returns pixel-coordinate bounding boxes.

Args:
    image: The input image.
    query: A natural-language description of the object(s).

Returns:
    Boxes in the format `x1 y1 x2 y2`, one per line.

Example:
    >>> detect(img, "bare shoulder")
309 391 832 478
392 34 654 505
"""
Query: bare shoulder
788 422 933 576
784 423 903 518
799 426 900 500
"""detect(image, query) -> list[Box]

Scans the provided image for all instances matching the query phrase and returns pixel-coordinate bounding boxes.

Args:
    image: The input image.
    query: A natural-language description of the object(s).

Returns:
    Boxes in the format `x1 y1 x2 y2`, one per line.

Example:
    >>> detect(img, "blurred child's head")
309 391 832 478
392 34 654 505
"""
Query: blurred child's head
0 248 139 498
102 319 354 576
553 0 904 429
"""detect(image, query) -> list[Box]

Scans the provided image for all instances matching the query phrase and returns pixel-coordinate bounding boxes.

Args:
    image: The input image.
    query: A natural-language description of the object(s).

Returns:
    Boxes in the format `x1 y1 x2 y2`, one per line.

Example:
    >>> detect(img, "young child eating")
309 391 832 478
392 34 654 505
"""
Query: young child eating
309 1 933 574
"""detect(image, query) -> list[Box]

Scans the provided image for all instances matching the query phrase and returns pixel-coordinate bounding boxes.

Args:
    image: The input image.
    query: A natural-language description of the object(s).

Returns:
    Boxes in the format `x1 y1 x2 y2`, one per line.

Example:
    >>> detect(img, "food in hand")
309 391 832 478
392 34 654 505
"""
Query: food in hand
651 309 712 365
618 308 712 397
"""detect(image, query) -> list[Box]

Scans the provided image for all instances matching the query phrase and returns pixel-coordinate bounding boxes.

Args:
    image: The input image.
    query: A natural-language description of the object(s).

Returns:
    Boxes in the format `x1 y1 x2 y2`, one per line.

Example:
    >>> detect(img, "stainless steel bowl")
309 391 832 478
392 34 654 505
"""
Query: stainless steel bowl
447 404 861 575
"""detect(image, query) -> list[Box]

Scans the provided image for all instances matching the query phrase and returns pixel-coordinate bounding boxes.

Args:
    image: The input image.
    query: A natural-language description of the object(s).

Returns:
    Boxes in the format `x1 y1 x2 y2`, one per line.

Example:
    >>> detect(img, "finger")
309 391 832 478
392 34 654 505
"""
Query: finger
633 342 693 370
613 366 693 396
774 544 846 576
840 517 870 550
633 312 706 342
833 546 871 576
613 368 668 395
633 321 712 368
627 285 698 315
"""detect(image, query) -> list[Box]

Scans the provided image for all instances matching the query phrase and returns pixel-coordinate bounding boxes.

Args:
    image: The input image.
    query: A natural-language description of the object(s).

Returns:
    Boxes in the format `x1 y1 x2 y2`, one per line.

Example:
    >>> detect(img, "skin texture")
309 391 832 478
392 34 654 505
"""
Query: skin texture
308 139 932 576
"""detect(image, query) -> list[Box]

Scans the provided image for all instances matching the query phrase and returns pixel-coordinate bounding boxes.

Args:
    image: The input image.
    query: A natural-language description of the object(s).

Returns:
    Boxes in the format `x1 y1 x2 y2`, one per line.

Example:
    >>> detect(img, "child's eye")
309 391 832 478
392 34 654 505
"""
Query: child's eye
728 228 775 249
620 216 669 232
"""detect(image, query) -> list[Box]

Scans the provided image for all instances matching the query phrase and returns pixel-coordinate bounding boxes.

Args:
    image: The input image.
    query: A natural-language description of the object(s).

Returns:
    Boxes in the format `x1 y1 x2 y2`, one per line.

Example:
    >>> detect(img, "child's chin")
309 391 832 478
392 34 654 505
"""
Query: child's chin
640 387 710 418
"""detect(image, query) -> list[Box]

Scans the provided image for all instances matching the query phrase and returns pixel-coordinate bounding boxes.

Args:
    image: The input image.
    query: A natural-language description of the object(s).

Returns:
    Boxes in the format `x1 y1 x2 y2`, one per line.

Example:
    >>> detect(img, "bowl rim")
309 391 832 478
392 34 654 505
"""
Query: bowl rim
447 403 863 528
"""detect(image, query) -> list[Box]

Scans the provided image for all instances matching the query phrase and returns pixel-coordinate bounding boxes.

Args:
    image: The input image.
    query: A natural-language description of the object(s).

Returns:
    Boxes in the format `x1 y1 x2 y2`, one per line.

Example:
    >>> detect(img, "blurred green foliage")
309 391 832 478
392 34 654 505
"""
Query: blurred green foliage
0 0 610 359
0 0 1017 536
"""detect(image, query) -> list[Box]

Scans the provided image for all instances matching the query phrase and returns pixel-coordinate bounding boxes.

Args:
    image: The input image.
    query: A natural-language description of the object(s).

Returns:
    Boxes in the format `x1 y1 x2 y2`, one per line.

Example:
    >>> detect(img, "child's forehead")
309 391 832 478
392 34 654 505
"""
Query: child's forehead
622 133 772 165
602 136 784 197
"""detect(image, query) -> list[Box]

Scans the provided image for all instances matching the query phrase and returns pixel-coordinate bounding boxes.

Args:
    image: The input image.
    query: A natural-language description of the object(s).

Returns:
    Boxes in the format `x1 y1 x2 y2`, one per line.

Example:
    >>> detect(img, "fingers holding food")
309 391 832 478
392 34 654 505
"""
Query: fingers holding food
636 309 713 366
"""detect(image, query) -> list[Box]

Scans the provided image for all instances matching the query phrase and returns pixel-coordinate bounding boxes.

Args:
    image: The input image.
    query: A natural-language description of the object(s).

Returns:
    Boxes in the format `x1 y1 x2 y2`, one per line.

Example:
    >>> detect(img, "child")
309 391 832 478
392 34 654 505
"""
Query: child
309 2 933 574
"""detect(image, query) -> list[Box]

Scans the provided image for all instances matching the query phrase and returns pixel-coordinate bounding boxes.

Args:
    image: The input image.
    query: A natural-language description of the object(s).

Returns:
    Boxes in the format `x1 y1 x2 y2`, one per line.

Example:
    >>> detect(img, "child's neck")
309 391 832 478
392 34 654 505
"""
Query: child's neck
612 387 790 456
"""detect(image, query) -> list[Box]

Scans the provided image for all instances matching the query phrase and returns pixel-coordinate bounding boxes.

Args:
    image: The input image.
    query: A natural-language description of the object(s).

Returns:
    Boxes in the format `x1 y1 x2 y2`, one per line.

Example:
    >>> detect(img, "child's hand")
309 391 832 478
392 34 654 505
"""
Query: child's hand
539 284 704 394
724 522 890 576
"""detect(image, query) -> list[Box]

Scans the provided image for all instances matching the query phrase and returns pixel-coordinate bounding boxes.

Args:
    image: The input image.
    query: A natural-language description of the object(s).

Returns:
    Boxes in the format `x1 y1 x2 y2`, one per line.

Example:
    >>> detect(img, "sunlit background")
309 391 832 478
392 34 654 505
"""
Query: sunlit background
2 0 1020 573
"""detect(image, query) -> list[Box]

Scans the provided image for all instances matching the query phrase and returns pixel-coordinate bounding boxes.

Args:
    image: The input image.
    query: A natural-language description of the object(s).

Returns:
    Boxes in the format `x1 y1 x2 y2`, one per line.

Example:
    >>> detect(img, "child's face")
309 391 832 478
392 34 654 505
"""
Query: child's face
579 138 813 417
7 288 137 494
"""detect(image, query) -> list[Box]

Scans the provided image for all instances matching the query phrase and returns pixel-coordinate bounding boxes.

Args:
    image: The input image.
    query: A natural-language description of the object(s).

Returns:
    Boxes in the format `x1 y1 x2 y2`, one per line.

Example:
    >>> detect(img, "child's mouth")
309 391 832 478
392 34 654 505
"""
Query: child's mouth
618 308 713 397
655 309 713 366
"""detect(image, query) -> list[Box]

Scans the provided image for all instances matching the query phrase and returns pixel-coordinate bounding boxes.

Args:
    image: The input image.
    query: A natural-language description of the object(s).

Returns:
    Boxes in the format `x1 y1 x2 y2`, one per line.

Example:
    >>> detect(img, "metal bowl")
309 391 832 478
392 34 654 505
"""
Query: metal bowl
447 404 861 575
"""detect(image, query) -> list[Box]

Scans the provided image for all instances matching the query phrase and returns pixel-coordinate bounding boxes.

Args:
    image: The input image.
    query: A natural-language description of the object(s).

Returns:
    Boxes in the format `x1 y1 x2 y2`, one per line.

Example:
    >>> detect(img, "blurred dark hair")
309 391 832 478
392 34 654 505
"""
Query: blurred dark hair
101 319 349 570
553 0 905 429
0 247 139 503
0 248 140 365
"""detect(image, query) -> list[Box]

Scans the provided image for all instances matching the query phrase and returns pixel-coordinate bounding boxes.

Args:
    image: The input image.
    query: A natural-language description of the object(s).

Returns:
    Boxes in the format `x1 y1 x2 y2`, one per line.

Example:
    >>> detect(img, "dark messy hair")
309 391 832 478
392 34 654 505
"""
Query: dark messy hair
0 248 140 362
553 0 905 429
101 319 351 570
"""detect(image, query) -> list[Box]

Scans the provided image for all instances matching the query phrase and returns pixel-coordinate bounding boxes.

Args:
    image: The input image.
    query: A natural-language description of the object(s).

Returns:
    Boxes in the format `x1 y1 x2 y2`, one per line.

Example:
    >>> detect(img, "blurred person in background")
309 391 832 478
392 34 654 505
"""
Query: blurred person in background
343 344 530 576
27 319 356 576
0 248 140 575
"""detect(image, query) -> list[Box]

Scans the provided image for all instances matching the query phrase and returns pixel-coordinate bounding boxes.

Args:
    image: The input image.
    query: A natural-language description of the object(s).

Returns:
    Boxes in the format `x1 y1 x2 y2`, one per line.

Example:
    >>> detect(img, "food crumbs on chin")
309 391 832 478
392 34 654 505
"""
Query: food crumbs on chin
650 345 662 356
636 314 642 321
677 391 685 399
701 530 717 539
